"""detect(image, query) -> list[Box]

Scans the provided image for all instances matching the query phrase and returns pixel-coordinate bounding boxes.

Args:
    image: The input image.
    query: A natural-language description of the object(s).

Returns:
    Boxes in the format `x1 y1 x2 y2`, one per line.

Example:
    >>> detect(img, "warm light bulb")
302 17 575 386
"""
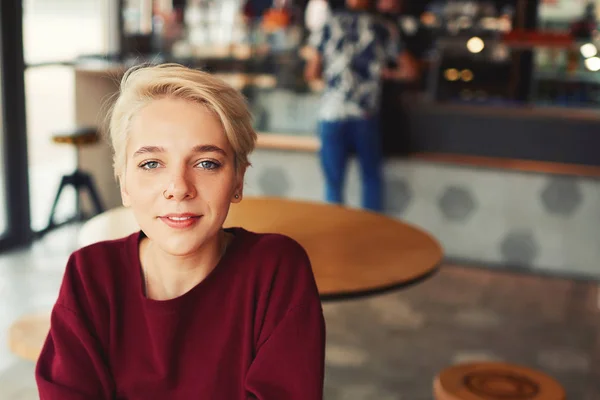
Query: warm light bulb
467 37 485 53
400 16 419 36
421 11 436 26
460 69 474 82
585 56 600 71
580 43 598 58
445 68 459 81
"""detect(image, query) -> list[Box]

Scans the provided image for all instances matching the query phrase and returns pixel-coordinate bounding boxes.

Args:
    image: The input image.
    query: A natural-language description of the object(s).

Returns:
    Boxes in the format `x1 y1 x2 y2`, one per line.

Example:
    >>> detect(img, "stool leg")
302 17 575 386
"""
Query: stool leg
72 171 104 217
84 176 105 215
75 181 83 221
46 176 69 229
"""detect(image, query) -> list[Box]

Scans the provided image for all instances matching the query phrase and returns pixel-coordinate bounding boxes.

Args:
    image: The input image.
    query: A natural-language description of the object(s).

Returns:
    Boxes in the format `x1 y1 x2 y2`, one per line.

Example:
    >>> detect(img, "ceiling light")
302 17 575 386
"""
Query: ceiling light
467 37 485 53
581 43 598 58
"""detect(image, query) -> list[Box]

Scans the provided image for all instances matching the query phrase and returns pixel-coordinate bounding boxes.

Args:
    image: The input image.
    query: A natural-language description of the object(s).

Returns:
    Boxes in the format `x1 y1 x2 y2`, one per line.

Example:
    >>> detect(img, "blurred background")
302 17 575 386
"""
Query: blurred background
0 0 599 398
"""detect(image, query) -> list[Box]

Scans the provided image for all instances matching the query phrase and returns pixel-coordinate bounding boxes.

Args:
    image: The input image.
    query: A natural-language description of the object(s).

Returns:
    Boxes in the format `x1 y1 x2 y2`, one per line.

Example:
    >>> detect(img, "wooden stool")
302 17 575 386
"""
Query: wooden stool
39 126 105 236
8 313 50 362
434 362 566 400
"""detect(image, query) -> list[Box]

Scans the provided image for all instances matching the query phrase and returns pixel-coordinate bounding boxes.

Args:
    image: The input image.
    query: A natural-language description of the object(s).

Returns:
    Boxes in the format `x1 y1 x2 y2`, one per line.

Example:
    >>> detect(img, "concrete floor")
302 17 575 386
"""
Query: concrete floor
0 225 599 399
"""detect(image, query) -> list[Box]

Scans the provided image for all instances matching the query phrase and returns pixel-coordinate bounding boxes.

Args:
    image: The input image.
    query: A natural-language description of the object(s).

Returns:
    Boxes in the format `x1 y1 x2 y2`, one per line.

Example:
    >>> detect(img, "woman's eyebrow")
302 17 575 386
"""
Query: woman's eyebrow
191 145 227 156
133 146 165 157
132 145 227 157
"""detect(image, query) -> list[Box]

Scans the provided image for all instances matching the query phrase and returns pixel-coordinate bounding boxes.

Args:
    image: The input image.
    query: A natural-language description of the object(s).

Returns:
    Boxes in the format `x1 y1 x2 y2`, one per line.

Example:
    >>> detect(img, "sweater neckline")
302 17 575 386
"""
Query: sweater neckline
130 227 247 311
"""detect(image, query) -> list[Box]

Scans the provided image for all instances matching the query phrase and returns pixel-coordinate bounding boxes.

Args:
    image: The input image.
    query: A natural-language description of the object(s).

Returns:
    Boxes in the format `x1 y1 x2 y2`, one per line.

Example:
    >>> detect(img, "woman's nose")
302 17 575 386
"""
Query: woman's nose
162 169 197 201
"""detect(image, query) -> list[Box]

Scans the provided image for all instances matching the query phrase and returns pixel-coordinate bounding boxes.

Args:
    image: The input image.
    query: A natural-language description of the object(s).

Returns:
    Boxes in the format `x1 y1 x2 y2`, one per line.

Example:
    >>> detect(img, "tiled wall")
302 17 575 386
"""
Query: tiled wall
245 148 600 279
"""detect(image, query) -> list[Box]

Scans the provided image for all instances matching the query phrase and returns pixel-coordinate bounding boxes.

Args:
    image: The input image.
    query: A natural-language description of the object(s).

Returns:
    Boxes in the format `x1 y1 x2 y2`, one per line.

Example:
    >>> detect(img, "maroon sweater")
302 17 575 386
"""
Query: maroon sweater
36 228 326 399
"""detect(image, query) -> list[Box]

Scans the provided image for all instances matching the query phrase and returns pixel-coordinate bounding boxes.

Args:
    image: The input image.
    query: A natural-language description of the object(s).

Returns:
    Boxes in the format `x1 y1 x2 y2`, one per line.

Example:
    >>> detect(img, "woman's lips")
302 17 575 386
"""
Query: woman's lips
158 214 201 229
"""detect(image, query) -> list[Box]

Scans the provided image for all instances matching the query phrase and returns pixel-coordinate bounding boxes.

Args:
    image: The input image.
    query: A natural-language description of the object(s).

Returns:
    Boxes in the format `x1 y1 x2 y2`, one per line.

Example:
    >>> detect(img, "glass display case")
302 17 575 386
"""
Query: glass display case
414 0 536 104
423 0 600 109
529 0 600 108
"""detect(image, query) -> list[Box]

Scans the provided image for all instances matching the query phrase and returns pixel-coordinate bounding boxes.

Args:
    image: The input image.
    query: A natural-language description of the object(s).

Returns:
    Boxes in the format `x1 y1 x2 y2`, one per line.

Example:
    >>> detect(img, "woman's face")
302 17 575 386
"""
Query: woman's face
121 97 243 257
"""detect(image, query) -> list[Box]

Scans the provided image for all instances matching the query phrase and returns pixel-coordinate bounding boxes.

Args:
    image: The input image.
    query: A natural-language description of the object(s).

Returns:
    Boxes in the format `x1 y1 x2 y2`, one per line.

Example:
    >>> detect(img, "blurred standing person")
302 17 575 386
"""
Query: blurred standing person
304 0 417 212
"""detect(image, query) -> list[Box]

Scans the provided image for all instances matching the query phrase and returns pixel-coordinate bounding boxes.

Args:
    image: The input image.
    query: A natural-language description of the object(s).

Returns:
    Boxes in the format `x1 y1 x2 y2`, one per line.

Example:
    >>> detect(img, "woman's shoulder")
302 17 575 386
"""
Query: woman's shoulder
229 228 319 309
232 228 309 263
55 232 141 319
73 231 139 264
66 231 140 285
227 228 314 291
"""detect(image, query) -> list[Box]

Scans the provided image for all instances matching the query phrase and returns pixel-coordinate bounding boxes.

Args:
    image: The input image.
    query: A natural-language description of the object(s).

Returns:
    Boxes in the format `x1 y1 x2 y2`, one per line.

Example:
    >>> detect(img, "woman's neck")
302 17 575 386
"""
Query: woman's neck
141 230 232 300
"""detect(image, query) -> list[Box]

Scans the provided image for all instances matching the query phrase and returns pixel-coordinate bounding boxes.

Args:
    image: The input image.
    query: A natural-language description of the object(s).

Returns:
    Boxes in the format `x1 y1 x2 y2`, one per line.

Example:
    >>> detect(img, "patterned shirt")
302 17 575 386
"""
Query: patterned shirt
309 10 401 121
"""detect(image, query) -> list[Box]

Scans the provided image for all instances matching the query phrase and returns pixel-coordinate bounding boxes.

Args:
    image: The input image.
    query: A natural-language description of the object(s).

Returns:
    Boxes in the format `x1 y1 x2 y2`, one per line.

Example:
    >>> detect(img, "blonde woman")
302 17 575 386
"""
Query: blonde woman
35 64 326 399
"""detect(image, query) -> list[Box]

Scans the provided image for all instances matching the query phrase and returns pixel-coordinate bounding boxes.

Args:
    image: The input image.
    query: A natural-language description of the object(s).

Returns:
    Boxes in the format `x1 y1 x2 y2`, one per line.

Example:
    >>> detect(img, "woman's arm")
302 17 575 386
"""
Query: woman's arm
244 237 326 399
35 255 115 399
245 299 326 399
303 18 331 83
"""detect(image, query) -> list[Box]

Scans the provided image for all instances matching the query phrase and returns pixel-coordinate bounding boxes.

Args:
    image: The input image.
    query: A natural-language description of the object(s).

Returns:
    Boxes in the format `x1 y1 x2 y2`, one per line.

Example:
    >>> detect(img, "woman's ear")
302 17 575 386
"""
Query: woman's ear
232 166 247 203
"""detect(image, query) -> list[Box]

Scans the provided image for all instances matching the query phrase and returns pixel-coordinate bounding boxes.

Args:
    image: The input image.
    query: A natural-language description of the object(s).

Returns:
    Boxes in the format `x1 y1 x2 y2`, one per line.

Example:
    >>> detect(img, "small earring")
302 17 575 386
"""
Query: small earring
234 194 240 199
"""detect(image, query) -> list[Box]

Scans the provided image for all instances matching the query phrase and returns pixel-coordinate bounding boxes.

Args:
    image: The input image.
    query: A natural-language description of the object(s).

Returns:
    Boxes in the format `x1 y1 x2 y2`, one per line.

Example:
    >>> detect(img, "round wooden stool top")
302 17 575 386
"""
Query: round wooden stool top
8 313 50 362
434 362 566 400
52 127 99 146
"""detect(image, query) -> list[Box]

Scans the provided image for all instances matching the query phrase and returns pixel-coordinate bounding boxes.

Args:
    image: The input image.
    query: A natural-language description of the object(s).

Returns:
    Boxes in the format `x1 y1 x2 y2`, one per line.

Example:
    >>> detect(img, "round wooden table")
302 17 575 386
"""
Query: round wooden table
12 197 442 362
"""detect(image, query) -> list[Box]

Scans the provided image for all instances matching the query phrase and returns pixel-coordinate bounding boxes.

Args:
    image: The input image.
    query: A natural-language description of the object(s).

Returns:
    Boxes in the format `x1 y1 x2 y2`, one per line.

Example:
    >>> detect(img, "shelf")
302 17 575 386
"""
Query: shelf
256 133 319 152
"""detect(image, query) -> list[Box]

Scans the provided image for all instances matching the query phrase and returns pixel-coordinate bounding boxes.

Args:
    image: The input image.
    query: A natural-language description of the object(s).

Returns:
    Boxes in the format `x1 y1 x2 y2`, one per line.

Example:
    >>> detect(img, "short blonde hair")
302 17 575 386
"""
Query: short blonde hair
107 63 257 179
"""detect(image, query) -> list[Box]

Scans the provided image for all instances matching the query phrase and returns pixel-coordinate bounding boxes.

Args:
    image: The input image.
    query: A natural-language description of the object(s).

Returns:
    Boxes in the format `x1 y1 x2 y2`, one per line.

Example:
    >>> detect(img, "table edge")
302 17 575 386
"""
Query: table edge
318 256 443 302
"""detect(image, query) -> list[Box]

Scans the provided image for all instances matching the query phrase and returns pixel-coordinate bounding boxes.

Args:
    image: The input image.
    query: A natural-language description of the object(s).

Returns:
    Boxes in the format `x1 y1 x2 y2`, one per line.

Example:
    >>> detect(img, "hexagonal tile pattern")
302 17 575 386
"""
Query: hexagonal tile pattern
384 178 412 215
438 186 477 222
500 230 539 267
257 167 291 197
540 178 583 217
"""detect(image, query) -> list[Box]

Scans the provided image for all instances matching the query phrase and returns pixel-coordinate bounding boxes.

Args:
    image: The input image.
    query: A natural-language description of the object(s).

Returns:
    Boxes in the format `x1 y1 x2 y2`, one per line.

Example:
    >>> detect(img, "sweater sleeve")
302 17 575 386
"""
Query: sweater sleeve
244 235 326 399
35 254 115 399
245 299 326 400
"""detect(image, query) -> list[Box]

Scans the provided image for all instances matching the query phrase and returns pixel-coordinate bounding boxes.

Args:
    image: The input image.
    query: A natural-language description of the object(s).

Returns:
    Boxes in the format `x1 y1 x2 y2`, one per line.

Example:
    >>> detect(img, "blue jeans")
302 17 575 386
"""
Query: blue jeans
319 117 383 212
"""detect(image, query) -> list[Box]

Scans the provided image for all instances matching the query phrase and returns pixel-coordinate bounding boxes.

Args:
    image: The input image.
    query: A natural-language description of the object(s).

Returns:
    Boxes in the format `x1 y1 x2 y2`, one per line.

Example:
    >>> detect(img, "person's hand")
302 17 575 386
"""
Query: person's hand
399 52 420 81
398 64 419 81
304 52 322 81
382 53 420 81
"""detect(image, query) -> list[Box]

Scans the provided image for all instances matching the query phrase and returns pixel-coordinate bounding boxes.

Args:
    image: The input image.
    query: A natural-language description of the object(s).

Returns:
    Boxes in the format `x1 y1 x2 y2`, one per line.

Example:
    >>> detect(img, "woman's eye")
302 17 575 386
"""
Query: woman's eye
197 160 220 170
140 161 160 170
